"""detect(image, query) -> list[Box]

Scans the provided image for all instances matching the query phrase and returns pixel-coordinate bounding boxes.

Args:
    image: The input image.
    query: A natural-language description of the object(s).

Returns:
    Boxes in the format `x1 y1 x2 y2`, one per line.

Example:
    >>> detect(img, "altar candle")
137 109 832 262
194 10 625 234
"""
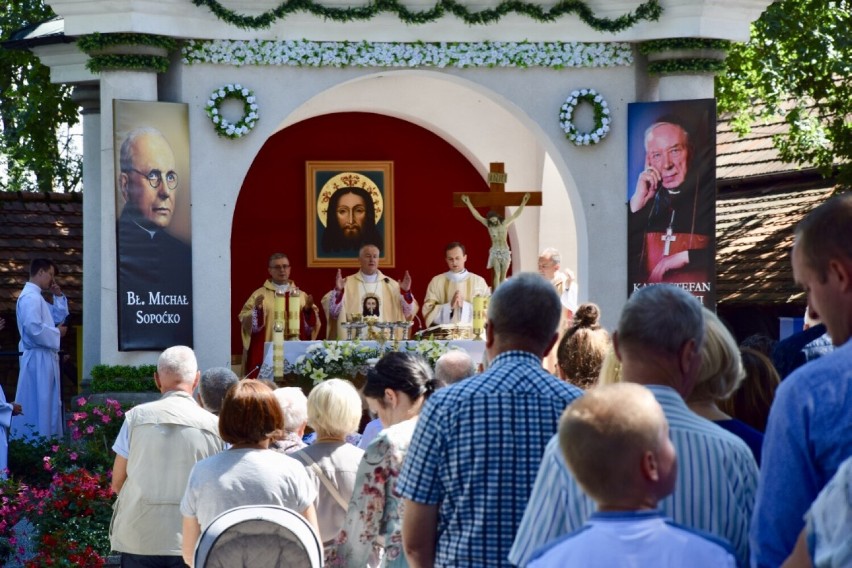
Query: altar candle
274 291 285 323
473 295 486 333
287 292 301 339
273 326 284 378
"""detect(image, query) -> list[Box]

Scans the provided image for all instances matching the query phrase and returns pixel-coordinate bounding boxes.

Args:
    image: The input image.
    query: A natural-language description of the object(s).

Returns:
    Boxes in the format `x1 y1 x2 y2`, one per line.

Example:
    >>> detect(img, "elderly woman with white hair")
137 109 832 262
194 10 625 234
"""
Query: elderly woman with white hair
272 387 309 454
291 379 364 557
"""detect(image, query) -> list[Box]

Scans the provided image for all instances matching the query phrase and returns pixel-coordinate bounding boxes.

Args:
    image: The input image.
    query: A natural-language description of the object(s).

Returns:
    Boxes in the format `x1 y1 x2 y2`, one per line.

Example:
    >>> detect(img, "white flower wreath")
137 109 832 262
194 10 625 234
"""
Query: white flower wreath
559 88 611 146
205 83 259 139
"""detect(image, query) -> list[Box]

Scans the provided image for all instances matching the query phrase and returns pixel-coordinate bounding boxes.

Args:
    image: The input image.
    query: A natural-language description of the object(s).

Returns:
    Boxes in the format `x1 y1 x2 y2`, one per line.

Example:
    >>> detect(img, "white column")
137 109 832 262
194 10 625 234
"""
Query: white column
71 84 102 381
638 47 726 102
98 71 158 365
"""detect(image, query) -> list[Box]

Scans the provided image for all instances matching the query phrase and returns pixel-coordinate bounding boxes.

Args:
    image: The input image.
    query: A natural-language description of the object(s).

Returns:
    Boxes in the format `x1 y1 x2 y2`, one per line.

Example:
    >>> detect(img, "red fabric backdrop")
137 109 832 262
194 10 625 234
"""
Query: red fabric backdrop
230 112 495 357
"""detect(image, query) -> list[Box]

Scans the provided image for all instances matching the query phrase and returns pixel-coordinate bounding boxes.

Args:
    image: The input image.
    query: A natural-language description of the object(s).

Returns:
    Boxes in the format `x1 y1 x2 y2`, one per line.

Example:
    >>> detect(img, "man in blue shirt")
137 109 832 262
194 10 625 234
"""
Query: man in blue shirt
750 192 852 567
397 273 583 567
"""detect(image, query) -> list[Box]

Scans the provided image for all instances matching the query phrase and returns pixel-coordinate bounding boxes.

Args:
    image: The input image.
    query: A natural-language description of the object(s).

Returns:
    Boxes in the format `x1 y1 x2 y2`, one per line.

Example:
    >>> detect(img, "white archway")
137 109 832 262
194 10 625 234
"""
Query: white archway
277 70 587 280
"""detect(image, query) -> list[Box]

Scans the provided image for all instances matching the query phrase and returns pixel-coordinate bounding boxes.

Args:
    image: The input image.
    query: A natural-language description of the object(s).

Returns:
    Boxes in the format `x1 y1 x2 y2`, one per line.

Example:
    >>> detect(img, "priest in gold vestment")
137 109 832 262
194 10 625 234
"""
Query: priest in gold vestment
238 253 320 374
422 242 489 327
327 244 418 339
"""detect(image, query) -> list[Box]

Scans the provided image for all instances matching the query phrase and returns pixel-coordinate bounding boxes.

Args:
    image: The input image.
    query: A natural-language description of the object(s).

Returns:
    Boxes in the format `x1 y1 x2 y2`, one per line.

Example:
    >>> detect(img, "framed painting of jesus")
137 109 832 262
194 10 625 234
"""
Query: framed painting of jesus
306 161 395 268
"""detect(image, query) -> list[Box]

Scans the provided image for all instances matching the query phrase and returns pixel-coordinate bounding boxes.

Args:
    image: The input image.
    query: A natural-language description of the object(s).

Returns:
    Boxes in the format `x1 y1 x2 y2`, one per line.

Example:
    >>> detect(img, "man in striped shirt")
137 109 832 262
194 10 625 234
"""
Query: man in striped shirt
509 285 758 567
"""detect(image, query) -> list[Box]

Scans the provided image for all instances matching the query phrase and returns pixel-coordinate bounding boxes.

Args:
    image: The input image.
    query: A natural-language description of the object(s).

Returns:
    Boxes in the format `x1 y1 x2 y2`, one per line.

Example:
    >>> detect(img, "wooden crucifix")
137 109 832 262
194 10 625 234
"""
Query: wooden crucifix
453 163 543 290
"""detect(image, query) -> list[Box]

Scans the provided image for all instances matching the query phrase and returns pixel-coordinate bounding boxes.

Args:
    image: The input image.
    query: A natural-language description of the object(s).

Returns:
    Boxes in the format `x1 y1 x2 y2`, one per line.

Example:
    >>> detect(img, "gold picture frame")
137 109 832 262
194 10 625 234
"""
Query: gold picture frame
306 161 395 268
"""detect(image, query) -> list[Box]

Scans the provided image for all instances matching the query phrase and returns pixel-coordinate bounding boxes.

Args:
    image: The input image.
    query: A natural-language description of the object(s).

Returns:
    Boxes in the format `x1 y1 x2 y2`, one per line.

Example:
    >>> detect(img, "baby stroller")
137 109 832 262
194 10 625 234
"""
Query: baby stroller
194 505 323 568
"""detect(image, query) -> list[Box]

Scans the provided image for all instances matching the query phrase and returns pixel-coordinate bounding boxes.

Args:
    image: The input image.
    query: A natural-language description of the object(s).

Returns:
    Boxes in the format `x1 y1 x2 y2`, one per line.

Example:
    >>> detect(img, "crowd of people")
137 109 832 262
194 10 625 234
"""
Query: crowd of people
2 193 849 567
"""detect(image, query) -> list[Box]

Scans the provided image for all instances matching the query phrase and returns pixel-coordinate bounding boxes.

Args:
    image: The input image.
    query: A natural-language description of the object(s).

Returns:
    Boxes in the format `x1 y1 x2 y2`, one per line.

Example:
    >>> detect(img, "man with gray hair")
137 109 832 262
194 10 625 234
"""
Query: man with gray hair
433 349 476 385
538 248 578 374
198 366 239 415
272 387 308 454
511 285 758 567
398 273 583 567
109 346 224 568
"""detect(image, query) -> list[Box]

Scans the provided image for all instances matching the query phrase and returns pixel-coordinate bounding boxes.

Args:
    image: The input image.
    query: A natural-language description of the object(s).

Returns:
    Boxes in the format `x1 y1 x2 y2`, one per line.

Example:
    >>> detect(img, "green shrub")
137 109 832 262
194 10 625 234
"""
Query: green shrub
7 434 57 487
89 364 158 392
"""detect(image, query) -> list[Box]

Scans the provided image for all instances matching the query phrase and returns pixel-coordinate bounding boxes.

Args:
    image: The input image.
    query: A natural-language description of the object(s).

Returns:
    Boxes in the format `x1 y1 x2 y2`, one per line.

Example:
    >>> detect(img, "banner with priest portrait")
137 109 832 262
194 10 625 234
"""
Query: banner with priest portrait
113 100 193 350
626 99 716 309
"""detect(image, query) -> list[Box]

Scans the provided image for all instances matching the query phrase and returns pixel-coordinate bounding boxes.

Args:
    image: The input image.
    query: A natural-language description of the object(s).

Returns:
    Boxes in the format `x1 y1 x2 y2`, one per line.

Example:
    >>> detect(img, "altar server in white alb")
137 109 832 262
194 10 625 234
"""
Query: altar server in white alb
12 258 69 440
0 385 23 477
422 241 489 327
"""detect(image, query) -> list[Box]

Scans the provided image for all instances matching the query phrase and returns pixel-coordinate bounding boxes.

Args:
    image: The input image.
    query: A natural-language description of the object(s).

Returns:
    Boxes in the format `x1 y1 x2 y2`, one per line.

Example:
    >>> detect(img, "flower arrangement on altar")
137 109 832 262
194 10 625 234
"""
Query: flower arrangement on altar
288 340 381 385
404 339 453 367
205 83 259 139
285 340 453 385
559 88 611 146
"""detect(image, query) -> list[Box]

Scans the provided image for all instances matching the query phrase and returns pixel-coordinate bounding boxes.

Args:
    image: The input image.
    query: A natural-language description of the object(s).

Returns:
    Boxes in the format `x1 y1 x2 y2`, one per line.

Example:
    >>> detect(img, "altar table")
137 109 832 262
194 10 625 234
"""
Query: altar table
261 340 486 377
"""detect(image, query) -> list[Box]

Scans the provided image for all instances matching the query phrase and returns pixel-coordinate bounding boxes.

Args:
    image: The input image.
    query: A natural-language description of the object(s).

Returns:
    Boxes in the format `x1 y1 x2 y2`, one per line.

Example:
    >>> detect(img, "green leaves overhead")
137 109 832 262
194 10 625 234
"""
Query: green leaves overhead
190 0 662 29
716 0 852 187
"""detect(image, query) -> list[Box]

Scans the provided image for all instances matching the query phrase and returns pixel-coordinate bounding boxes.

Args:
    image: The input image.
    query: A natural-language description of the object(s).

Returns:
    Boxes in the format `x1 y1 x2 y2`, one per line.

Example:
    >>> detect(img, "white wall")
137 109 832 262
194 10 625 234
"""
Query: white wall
158 63 639 368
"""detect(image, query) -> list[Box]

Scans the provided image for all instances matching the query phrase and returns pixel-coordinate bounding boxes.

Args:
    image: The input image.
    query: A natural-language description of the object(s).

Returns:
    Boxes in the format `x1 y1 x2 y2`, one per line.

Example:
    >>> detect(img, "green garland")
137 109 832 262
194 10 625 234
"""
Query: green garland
77 33 178 53
638 38 732 55
647 58 726 75
191 0 661 29
85 54 171 73
78 33 177 74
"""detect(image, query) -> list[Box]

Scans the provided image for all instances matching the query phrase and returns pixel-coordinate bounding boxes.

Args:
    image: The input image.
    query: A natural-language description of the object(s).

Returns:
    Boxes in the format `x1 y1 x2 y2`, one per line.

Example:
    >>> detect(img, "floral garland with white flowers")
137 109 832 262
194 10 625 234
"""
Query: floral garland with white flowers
559 89 611 146
183 39 633 69
205 84 259 139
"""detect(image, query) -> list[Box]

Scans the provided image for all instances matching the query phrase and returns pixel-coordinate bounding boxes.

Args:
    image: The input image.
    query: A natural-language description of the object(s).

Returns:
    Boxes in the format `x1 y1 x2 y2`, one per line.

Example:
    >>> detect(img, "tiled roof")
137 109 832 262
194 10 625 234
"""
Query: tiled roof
717 112 808 181
714 105 845 306
0 192 83 316
715 183 837 305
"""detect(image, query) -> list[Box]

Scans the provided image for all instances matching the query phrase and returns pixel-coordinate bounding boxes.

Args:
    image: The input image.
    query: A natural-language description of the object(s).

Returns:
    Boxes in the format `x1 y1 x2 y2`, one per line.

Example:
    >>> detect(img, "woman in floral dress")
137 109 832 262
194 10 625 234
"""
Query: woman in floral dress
327 352 443 567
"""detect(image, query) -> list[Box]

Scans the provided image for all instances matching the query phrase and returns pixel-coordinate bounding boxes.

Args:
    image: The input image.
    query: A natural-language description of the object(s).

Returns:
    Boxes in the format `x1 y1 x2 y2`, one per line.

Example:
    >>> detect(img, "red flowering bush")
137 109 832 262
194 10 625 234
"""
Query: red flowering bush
64 397 126 472
0 476 34 562
24 468 113 566
1 398 130 566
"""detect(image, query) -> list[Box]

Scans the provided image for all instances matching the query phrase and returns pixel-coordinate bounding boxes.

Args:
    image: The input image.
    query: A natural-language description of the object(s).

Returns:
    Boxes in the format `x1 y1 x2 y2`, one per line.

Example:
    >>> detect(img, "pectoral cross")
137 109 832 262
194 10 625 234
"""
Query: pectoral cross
661 226 677 256
661 211 677 256
452 162 543 209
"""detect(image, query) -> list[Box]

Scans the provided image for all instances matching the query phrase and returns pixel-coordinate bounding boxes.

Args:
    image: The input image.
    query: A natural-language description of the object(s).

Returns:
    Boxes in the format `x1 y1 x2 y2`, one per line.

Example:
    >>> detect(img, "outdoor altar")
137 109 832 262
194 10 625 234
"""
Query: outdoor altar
260 339 486 383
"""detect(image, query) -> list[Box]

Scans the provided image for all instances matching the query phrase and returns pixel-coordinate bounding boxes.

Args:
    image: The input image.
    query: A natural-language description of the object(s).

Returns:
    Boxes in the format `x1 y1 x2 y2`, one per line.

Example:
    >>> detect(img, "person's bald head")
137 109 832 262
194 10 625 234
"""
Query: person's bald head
155 345 199 393
119 127 178 229
434 350 476 384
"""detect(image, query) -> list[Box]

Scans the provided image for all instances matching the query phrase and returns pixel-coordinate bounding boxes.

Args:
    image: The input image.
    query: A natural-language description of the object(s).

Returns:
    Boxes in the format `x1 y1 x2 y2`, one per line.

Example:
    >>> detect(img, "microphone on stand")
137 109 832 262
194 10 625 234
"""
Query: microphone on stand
243 365 261 380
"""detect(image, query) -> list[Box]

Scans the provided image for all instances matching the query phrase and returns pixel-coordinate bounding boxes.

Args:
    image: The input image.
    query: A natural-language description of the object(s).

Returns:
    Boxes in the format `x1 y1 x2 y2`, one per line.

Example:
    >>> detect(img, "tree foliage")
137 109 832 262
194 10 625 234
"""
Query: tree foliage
716 0 852 187
0 0 81 192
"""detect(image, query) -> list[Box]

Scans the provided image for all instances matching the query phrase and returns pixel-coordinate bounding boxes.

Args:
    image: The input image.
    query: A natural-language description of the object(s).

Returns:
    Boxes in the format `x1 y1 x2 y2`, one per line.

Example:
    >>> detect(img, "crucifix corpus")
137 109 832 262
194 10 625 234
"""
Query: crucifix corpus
454 163 542 290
